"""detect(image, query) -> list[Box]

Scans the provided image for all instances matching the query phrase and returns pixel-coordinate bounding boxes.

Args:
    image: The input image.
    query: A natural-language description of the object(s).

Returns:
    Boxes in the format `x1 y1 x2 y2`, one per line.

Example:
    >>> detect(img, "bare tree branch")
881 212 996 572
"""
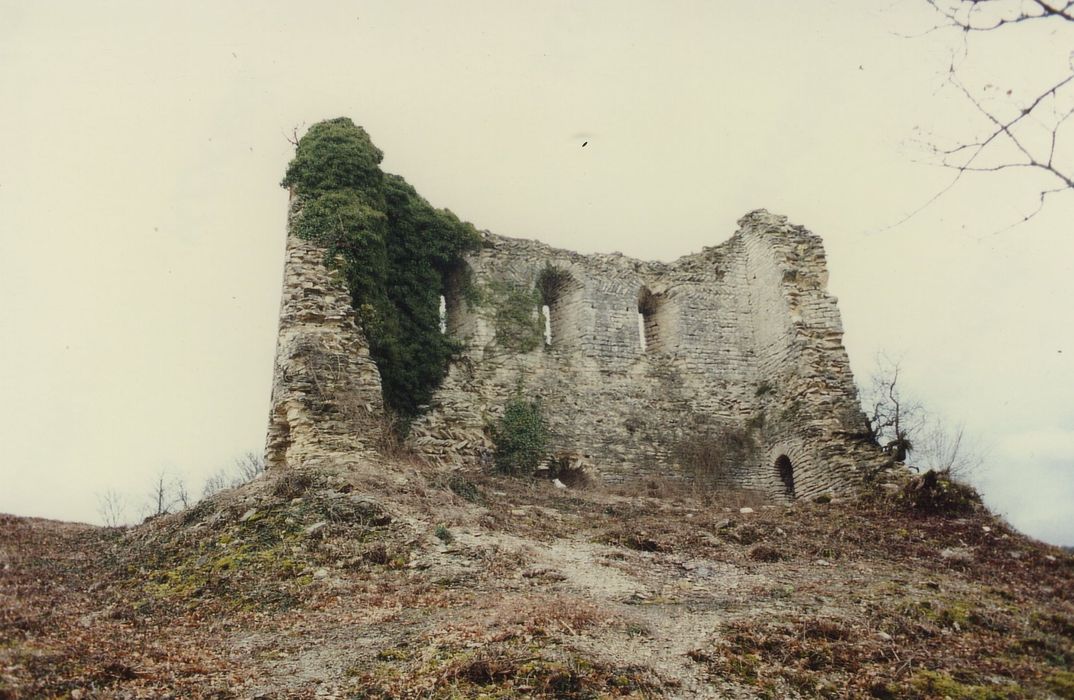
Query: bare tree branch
860 354 983 479
910 0 1074 227
234 451 266 483
926 0 1074 31
174 477 191 510
284 122 306 147
147 470 174 517
96 489 128 528
201 451 266 498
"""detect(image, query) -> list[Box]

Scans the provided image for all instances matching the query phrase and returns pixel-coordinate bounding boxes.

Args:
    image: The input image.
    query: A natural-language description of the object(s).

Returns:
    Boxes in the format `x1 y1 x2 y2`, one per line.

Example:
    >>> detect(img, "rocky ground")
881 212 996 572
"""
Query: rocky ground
2 455 1073 699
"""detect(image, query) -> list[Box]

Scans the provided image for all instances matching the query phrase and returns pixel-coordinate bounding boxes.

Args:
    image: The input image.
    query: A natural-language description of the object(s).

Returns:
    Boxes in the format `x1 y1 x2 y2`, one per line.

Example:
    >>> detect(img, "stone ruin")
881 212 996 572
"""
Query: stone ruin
265 198 887 501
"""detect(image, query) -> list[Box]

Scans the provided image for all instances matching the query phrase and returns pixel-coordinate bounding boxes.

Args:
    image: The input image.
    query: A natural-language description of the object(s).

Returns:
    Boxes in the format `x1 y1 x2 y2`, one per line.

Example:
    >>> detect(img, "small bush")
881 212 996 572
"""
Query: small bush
273 472 314 500
748 545 784 562
897 469 982 516
490 396 550 475
446 474 483 503
599 527 670 553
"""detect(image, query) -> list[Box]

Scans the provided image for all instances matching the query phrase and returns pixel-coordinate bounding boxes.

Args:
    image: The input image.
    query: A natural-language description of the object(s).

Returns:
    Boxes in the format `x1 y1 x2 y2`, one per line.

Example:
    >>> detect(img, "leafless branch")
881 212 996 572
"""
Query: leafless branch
174 477 191 510
234 451 266 482
284 122 306 147
147 470 174 517
201 450 266 498
913 418 985 478
860 354 983 478
907 0 1074 228
926 0 1074 31
862 355 923 465
96 489 128 528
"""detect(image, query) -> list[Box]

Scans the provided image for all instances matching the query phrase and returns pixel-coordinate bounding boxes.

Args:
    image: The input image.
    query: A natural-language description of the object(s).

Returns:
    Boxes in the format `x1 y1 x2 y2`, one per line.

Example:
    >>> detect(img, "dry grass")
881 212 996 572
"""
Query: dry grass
2 458 1073 698
608 476 768 508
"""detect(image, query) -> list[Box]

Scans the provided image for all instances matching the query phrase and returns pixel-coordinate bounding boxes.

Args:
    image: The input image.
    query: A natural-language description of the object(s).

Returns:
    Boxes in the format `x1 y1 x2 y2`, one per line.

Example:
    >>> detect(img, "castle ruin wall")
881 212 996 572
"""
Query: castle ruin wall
408 210 884 499
265 201 884 499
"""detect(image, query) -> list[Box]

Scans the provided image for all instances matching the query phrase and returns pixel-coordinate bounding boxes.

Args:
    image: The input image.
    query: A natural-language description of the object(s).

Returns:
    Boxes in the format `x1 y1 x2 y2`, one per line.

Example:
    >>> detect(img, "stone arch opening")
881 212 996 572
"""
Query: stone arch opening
537 265 580 348
637 287 668 353
775 454 795 498
441 263 475 339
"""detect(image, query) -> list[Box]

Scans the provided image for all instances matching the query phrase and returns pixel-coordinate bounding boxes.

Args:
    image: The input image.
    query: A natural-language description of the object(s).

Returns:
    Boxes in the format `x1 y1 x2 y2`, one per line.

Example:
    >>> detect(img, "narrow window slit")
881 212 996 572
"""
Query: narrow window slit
537 264 579 349
637 286 666 353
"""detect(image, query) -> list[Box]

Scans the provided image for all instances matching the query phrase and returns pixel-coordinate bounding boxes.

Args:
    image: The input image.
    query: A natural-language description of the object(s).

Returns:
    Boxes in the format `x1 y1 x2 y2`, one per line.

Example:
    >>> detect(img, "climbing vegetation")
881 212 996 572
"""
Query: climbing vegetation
281 118 384 197
488 280 543 353
490 394 550 475
282 118 480 423
535 263 573 303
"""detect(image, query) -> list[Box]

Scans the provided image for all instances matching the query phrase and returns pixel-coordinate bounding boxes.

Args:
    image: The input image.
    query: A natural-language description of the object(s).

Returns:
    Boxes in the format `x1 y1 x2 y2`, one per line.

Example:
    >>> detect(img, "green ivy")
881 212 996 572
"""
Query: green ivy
282 118 480 424
490 395 551 475
536 263 572 302
281 118 384 197
488 280 543 353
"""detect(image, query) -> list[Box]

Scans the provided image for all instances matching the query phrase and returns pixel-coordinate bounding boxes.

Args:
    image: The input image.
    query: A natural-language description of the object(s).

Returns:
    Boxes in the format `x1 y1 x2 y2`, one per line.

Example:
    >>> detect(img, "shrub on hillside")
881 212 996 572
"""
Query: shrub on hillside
896 469 982 516
490 396 550 475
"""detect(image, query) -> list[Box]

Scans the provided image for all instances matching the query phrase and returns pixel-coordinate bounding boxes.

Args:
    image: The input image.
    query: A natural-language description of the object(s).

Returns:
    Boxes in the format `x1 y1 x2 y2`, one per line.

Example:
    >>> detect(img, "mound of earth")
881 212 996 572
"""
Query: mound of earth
2 456 1072 698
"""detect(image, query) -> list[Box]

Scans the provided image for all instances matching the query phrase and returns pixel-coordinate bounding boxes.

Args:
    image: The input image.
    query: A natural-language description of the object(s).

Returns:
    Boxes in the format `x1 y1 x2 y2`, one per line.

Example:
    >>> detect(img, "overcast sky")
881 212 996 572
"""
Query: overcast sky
1 1 1071 545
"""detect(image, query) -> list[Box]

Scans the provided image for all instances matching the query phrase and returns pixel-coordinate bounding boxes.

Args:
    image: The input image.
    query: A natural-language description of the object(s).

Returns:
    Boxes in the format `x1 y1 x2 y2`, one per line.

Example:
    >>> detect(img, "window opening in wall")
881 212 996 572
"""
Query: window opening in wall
775 455 795 498
637 286 665 353
441 263 474 339
537 264 577 348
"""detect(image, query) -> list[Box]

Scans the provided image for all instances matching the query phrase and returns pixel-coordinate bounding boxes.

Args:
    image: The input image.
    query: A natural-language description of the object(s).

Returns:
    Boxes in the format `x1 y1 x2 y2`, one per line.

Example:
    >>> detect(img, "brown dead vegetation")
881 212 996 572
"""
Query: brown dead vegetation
1 457 1072 698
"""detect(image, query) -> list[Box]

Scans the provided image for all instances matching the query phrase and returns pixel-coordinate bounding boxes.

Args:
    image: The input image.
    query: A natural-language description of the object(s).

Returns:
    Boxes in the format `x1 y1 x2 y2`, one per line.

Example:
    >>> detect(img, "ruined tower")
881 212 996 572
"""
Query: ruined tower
266 197 884 499
264 199 385 471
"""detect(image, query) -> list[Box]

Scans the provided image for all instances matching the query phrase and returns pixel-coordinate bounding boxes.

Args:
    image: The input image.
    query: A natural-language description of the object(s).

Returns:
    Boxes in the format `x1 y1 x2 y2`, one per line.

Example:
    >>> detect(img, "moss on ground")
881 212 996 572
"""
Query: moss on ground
131 486 401 614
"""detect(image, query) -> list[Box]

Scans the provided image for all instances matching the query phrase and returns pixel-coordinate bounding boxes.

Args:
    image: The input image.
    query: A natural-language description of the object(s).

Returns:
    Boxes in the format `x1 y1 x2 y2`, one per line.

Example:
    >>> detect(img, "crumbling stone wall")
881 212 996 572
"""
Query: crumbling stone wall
264 202 385 470
266 201 885 499
407 210 884 499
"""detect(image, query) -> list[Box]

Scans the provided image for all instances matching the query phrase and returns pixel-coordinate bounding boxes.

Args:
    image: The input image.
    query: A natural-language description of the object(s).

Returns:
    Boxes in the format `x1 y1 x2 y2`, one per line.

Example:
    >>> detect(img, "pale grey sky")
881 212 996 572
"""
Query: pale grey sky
1 1 1071 544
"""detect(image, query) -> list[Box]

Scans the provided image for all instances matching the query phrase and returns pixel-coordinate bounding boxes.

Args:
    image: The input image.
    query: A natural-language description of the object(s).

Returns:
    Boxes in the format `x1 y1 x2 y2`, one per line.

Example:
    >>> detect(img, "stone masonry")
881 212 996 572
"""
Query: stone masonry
264 201 385 471
266 201 886 500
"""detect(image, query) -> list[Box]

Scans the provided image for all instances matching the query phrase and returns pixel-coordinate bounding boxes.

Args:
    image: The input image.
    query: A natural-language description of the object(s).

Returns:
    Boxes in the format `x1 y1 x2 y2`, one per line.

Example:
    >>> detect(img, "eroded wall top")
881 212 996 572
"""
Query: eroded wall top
265 196 884 498
406 210 884 498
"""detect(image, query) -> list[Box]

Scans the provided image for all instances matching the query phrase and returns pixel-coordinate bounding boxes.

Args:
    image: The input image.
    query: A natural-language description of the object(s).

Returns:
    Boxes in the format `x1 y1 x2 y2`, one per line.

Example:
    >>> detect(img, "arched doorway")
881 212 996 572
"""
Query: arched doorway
775 454 795 498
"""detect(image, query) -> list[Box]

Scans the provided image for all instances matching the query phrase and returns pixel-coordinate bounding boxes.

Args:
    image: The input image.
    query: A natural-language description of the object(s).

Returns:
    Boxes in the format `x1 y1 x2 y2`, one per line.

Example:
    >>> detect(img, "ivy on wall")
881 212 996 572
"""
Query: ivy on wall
282 118 480 424
487 280 543 353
